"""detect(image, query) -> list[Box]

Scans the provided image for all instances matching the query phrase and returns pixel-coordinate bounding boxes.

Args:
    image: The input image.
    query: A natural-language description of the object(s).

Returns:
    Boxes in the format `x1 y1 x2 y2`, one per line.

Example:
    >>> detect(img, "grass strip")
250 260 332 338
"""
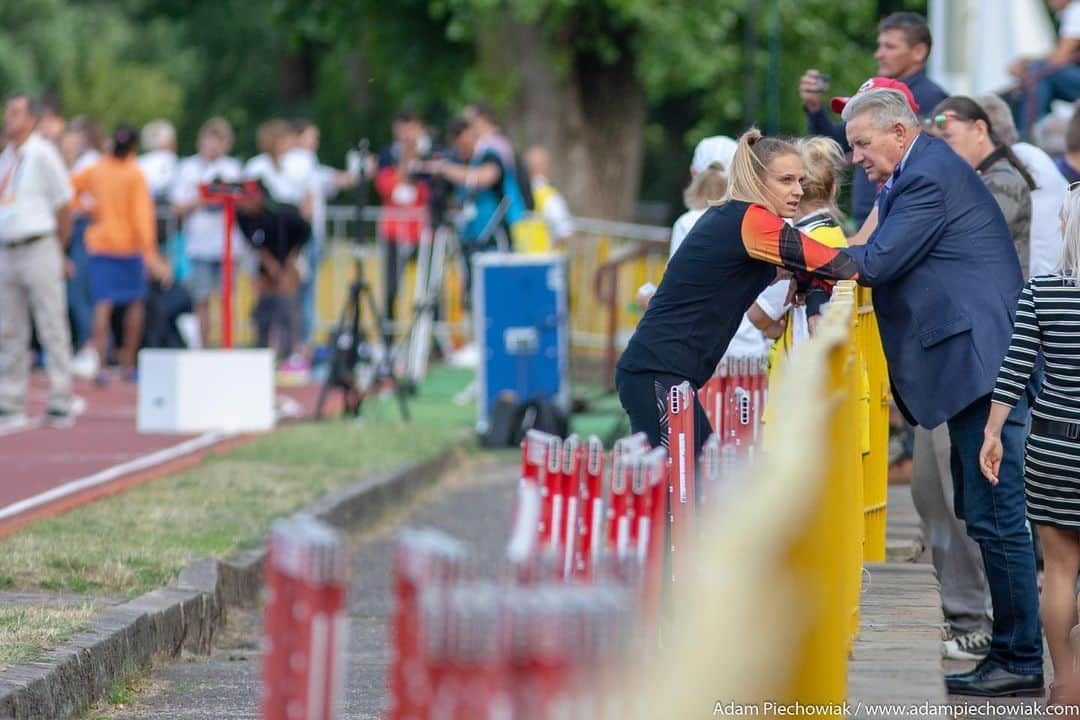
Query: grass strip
0 366 474 600
0 602 98 670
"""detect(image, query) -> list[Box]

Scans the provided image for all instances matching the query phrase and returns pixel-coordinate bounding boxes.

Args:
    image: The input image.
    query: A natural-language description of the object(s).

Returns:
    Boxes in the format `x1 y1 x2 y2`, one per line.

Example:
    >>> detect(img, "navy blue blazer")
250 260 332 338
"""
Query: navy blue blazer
841 135 1023 428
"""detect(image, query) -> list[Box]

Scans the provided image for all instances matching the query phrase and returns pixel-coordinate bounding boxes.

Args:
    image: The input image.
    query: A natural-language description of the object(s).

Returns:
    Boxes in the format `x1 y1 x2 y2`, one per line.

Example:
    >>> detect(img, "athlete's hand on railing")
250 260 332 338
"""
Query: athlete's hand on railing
763 317 787 339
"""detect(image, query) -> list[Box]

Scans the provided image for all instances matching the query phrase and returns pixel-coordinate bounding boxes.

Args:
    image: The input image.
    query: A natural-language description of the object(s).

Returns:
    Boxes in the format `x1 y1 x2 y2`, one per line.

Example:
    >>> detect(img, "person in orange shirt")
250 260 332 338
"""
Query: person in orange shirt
71 126 171 383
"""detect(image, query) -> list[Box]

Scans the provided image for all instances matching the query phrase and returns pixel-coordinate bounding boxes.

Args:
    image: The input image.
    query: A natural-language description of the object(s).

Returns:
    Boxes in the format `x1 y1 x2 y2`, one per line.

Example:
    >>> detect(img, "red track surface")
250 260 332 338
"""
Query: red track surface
0 374 327 539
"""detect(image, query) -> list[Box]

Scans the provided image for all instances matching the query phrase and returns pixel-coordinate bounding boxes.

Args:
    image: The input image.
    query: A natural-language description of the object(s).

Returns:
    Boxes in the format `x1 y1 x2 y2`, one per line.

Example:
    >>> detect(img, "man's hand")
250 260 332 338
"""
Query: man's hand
1009 58 1031 80
784 280 806 308
799 69 827 113
333 170 359 190
148 257 173 288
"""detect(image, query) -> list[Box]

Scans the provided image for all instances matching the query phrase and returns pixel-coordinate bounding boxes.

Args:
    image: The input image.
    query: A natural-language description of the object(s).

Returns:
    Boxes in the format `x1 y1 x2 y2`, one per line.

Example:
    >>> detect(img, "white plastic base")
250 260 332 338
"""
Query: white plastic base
136 349 276 434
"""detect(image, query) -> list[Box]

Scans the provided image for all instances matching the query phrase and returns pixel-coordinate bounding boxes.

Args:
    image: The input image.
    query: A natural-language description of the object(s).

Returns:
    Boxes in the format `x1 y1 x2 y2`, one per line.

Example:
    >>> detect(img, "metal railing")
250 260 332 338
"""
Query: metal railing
157 204 672 359
630 280 888 715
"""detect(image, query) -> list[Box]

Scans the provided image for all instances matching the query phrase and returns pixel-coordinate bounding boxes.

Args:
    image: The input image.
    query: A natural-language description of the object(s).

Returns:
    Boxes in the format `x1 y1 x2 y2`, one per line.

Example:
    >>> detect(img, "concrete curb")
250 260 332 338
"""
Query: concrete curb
0 446 461 719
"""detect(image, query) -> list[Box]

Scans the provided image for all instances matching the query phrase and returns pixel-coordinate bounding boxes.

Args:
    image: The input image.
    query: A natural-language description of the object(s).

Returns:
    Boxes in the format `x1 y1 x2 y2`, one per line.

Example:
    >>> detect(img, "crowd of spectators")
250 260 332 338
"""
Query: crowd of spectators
0 95 575 428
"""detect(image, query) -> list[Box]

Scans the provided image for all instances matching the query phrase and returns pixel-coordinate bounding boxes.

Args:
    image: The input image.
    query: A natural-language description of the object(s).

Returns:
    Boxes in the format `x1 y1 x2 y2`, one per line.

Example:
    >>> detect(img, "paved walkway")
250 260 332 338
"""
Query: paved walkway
105 457 517 719
0 374 325 538
95 463 959 719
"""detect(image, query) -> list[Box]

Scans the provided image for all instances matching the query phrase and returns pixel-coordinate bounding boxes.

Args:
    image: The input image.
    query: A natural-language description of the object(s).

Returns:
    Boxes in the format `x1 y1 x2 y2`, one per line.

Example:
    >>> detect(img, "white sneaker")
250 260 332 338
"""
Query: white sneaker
71 347 100 379
0 409 28 430
943 630 991 661
176 313 202 349
448 343 479 369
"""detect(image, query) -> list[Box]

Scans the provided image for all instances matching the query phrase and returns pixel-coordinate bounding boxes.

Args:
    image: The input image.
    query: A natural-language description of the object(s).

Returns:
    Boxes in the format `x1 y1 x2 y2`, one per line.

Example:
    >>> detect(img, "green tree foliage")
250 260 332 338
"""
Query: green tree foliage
275 0 926 217
0 0 926 217
0 0 192 130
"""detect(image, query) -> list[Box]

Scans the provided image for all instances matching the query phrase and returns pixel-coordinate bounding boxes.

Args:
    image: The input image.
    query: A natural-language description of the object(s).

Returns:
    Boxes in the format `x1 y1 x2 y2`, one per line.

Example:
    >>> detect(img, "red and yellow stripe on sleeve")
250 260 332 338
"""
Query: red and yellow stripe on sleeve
740 203 858 281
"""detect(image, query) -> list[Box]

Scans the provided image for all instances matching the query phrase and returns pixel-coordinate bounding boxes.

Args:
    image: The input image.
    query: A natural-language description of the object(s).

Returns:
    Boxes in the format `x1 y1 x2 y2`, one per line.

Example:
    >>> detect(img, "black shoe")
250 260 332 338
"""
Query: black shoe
945 661 1044 697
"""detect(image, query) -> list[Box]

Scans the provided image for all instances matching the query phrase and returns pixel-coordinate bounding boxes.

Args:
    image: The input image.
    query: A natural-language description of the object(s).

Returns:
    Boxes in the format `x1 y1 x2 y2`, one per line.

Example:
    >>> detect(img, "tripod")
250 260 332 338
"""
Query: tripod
391 221 459 392
389 196 511 391
315 141 409 422
315 270 410 421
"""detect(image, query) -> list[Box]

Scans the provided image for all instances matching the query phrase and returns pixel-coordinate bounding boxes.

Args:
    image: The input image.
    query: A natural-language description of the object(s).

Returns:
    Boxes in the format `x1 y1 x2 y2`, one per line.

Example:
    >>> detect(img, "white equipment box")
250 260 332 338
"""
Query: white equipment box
136 349 276 434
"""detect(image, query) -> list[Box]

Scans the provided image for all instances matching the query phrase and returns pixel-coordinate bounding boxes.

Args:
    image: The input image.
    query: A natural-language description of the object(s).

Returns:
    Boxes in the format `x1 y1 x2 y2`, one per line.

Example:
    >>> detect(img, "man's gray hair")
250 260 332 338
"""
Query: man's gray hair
975 94 1019 146
840 88 919 130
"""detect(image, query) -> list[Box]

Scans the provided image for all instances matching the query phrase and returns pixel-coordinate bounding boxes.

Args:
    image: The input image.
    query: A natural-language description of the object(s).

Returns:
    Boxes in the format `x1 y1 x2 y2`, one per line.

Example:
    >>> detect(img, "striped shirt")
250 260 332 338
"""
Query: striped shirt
992 275 1080 423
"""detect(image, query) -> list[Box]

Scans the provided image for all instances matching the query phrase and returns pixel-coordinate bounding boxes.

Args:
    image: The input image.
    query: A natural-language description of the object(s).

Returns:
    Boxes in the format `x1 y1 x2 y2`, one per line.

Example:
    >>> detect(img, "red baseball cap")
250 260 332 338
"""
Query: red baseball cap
830 77 920 115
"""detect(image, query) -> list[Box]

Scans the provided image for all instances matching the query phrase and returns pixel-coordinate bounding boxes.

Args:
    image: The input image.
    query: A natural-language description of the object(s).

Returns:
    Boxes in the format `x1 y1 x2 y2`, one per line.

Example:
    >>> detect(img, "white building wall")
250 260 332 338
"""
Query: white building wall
928 0 1055 96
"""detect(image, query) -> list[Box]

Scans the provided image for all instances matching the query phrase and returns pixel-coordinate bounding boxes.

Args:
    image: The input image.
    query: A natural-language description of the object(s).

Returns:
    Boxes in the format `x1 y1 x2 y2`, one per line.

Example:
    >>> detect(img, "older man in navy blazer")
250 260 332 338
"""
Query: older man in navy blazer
837 85 1042 697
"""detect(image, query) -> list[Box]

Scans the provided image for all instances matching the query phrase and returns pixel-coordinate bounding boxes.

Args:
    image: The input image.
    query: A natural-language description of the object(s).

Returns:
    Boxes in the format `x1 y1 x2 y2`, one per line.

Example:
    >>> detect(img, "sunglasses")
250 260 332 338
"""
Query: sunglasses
923 111 967 130
1070 181 1080 193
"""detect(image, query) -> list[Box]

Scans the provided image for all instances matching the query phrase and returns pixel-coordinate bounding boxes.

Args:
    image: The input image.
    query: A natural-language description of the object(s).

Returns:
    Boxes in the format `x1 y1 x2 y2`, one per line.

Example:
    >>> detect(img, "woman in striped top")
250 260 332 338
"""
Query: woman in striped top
980 187 1080 704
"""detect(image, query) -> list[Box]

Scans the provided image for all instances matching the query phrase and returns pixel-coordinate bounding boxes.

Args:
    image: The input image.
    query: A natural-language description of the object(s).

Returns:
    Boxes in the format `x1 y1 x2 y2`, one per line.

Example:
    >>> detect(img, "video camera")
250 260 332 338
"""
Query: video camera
405 149 454 229
346 139 375 184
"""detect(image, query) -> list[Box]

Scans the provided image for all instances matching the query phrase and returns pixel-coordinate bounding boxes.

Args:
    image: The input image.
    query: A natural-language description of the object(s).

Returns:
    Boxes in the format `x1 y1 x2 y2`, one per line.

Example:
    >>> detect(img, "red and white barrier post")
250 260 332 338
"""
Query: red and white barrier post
668 382 697 585
561 434 581 580
576 435 606 580
507 430 552 565
261 516 349 720
639 446 669 627
387 529 469 720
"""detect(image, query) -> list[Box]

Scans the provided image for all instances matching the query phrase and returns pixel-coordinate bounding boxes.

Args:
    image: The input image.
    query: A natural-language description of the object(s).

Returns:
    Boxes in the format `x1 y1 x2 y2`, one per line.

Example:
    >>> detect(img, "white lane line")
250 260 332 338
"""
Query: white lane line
0 431 228 521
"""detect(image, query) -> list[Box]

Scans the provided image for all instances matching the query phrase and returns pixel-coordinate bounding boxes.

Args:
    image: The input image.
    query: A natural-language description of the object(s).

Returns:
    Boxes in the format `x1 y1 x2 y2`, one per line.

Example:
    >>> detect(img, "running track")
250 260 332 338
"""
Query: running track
0 374 328 538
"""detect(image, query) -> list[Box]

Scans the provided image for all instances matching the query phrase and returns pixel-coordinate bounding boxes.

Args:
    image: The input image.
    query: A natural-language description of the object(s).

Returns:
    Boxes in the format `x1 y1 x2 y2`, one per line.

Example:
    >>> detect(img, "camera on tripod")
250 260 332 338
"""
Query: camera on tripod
346 139 376 185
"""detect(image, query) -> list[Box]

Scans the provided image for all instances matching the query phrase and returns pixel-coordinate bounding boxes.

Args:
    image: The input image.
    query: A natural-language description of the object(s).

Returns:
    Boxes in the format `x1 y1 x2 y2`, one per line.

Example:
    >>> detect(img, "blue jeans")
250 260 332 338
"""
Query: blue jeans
947 392 1042 675
1019 61 1080 137
66 216 93 349
299 236 322 346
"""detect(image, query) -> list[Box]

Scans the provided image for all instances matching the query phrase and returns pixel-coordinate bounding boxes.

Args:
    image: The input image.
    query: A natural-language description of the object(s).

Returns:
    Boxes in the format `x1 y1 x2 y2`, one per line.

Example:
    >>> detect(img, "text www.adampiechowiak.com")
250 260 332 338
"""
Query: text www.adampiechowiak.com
714 701 1059 716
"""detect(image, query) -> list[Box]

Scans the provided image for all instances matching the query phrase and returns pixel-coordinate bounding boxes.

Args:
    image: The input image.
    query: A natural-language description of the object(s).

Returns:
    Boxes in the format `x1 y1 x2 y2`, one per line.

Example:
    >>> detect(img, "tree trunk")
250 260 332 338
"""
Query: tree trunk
487 19 646 221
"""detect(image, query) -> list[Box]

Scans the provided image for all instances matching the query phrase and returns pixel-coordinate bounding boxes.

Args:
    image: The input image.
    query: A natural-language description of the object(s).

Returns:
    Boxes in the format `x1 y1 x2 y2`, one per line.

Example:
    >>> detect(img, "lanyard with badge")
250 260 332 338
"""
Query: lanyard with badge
0 151 23 225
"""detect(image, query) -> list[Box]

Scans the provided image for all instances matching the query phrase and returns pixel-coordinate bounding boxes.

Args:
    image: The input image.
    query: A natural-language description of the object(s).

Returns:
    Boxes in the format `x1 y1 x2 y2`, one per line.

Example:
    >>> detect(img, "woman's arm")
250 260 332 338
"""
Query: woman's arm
740 204 859 281
980 282 1040 484
425 158 501 190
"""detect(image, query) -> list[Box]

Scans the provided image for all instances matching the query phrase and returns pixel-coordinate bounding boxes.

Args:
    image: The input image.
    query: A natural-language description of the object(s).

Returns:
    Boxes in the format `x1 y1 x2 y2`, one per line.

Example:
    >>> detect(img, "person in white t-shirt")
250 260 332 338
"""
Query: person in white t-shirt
0 94 77 427
137 119 178 202
978 93 1070 276
170 117 244 346
1011 0 1080 137
281 121 357 362
245 120 309 375
244 119 308 206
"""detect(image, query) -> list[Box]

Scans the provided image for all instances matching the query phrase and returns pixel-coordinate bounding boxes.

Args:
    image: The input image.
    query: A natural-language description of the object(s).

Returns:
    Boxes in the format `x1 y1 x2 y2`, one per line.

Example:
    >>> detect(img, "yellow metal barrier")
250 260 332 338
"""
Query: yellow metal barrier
632 284 867 717
857 286 890 562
